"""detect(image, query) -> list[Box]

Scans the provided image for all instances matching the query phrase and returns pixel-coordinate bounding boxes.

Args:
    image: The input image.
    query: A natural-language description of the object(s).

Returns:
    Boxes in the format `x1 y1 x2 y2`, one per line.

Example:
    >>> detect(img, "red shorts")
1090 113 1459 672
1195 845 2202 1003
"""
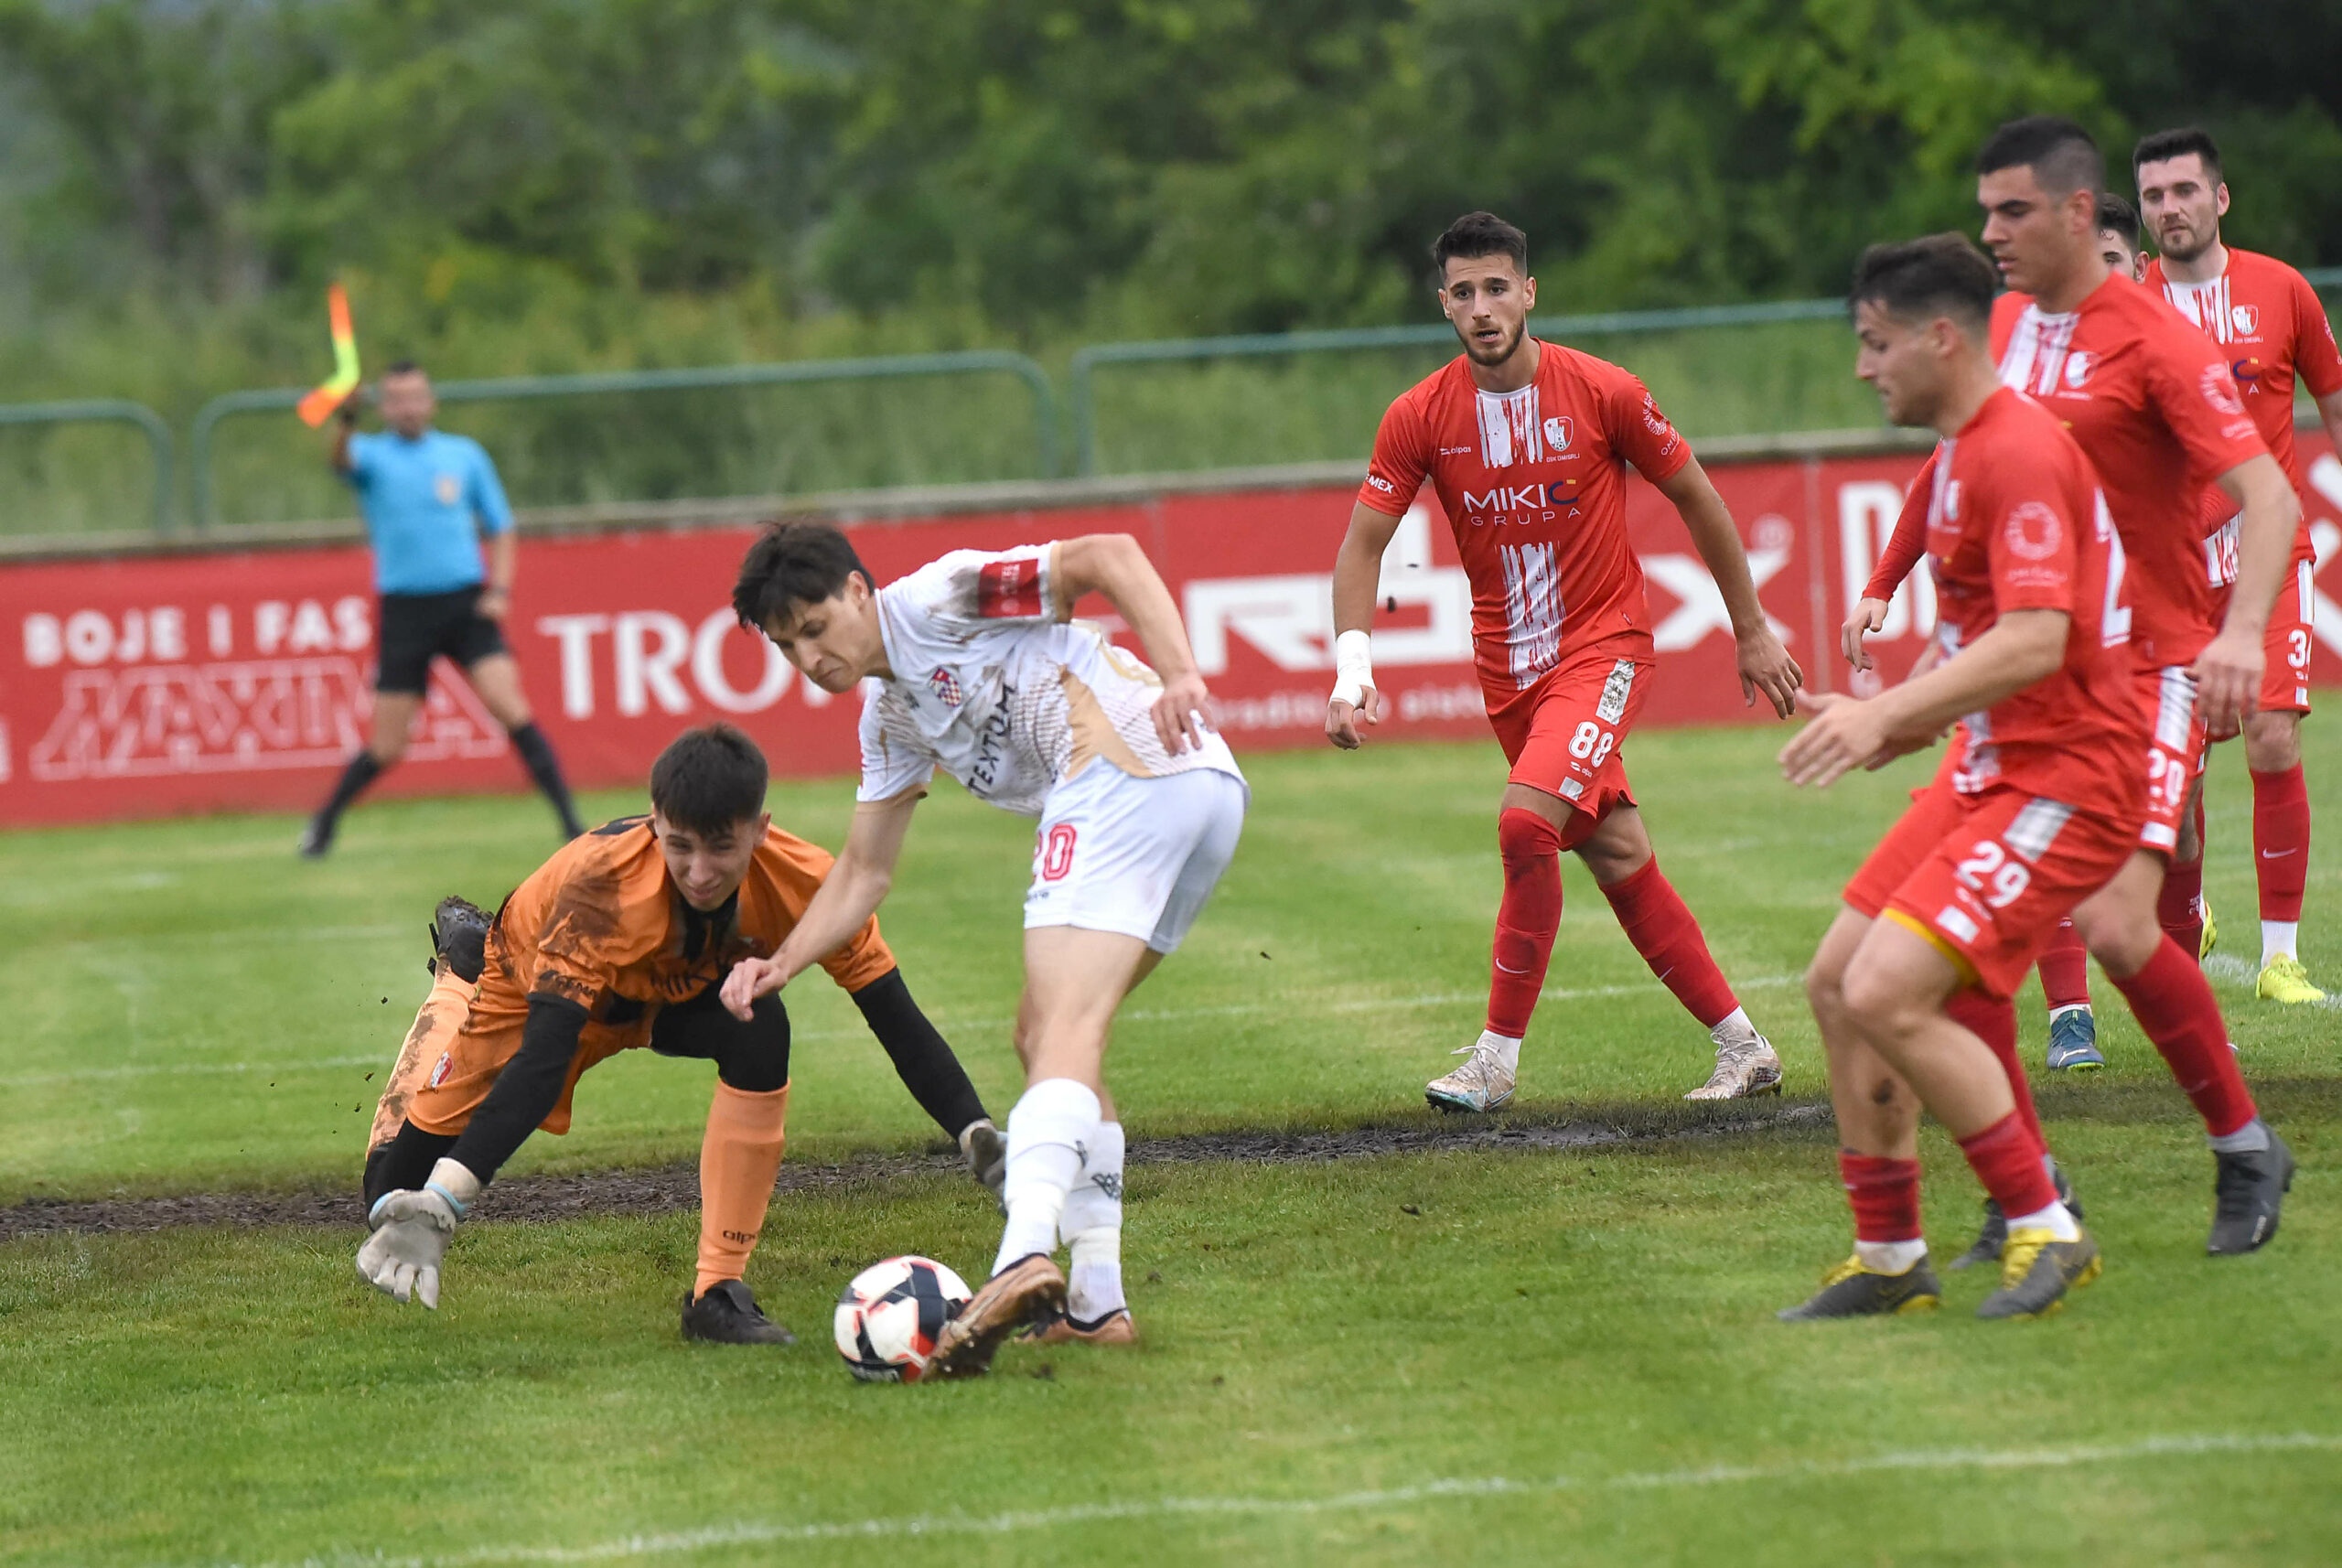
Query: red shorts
2208 544 2317 718
2265 558 2318 716
1850 783 2137 999
1487 647 1653 838
2135 664 2207 854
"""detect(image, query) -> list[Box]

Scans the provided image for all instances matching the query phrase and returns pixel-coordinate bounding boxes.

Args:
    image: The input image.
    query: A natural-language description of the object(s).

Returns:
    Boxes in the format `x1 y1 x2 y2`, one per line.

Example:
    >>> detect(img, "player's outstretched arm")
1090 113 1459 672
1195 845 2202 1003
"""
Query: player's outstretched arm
328 390 361 473
1651 458 1803 717
1053 532 1219 755
2198 453 2302 735
722 789 919 1020
1781 609 2067 789
1326 501 1402 749
356 994 587 1309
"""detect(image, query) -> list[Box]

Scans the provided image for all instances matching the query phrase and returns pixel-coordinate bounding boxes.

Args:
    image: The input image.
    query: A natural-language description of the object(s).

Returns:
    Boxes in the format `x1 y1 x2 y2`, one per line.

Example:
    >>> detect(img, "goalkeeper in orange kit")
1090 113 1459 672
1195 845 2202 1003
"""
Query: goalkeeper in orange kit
358 724 1003 1342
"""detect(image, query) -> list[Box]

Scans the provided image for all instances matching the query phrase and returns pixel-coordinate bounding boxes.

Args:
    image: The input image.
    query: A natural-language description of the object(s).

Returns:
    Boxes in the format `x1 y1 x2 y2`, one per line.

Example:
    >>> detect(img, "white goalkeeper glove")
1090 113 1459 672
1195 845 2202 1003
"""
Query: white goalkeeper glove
356 1158 480 1310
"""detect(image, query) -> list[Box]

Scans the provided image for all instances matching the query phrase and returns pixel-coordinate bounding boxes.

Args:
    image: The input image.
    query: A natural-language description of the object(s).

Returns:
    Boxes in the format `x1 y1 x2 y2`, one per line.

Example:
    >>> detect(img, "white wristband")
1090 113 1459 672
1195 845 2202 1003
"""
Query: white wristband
1330 629 1375 708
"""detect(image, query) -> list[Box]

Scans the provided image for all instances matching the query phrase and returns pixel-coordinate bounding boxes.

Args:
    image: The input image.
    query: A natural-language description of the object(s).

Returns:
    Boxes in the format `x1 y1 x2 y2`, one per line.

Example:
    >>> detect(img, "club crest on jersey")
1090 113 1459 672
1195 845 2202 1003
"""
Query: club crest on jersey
927 668 964 707
1542 415 1573 452
2004 501 2063 562
427 1052 453 1090
435 473 462 505
2230 305 2260 337
2063 352 2094 388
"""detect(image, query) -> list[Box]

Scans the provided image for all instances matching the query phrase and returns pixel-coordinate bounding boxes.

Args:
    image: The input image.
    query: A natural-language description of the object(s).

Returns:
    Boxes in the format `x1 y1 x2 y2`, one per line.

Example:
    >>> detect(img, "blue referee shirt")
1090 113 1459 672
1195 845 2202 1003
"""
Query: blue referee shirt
342 429 515 595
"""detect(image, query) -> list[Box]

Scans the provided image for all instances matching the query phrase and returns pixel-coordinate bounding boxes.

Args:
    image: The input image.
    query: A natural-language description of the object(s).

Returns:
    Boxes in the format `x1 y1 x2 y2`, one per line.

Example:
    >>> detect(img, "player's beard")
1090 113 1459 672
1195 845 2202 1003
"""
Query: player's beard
1457 316 1526 368
2157 220 2214 265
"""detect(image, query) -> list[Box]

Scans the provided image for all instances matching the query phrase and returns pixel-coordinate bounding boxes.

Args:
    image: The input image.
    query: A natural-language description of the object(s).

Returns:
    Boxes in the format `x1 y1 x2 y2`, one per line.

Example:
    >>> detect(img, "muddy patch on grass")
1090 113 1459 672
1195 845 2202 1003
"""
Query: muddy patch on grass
0 1098 1830 1240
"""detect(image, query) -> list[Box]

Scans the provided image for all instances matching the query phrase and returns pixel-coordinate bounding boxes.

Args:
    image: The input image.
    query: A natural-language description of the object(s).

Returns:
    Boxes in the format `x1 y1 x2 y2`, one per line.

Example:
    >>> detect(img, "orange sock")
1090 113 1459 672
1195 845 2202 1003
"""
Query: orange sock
694 1080 789 1298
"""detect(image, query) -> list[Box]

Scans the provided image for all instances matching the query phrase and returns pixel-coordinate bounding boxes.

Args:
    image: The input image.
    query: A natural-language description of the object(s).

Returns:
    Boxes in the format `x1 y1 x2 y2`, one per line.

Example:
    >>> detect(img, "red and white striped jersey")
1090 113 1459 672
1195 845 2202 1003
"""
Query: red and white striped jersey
1359 342 1692 706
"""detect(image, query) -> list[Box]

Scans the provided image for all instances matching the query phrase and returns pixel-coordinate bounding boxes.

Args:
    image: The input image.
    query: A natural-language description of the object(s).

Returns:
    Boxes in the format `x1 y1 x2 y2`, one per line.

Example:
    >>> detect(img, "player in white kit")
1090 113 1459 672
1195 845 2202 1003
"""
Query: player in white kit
720 522 1247 1377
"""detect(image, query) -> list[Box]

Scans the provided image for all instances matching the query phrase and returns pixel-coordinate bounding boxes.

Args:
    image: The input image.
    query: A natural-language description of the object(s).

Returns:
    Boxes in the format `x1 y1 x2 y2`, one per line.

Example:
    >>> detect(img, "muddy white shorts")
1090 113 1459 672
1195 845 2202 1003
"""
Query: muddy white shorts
1024 762 1247 954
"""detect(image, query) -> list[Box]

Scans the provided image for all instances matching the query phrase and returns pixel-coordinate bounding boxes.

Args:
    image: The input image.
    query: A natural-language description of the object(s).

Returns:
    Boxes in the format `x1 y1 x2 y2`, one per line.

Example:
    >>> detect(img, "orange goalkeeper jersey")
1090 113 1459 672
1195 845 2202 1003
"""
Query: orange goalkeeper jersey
471 813 897 1031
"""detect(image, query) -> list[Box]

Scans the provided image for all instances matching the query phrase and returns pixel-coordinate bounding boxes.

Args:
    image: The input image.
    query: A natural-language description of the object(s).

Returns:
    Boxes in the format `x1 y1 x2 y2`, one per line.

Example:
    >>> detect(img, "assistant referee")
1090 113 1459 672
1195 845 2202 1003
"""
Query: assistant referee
300 360 586 856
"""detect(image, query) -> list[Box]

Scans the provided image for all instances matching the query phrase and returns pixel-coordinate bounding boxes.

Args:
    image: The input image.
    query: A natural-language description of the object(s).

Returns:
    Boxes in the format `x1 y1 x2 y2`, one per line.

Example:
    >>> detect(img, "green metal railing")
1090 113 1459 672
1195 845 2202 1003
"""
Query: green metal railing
1066 298 1852 475
187 349 1060 532
0 400 177 533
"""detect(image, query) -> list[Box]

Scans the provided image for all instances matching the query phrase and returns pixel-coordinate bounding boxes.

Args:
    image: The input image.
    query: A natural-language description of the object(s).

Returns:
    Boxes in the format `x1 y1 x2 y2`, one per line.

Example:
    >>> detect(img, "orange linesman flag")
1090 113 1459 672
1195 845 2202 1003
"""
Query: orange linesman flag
295 283 361 426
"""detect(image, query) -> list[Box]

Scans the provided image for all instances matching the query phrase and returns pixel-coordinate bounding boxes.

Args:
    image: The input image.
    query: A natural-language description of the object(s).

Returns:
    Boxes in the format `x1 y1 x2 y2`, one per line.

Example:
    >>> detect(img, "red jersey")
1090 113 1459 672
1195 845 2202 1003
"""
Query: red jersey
1986 276 2269 668
2146 248 2342 494
1359 341 1692 701
2145 247 2342 579
1923 388 2141 808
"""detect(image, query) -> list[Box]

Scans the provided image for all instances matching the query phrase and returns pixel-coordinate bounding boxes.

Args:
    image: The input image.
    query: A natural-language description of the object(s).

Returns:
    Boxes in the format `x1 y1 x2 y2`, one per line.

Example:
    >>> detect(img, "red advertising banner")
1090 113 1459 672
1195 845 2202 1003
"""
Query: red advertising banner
5 438 2338 827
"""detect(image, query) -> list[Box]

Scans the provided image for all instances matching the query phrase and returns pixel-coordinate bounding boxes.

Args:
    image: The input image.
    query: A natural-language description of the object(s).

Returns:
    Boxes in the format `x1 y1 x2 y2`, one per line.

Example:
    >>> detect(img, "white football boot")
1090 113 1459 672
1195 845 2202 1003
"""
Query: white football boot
1424 1032 1518 1114
1685 1016 1783 1101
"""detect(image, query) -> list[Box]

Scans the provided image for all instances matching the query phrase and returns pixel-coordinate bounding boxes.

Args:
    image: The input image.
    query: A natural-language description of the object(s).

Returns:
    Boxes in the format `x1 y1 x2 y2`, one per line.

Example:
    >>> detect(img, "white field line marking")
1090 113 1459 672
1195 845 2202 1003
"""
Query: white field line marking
14 976 1804 1089
230 1430 2342 1568
2205 952 2342 1012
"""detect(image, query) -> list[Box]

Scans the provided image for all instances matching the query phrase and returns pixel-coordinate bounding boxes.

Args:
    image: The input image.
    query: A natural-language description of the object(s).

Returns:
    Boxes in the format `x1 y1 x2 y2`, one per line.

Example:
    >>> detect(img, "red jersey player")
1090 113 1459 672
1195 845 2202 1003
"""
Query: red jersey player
1783 233 2136 1320
1847 118 2301 1257
2137 124 2342 1004
1326 211 1803 1110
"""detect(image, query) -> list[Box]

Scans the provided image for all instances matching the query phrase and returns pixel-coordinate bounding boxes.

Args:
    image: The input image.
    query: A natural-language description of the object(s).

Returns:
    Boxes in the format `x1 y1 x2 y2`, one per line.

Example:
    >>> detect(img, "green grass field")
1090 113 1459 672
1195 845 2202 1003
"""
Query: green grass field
4 725 2339 1566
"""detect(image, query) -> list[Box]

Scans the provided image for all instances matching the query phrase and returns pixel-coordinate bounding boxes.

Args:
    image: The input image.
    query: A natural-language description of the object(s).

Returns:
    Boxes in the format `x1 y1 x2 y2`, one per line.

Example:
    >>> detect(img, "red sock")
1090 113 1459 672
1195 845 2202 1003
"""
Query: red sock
1840 1152 1923 1242
1947 990 2041 1147
2109 938 2256 1137
2037 918 2090 1011
1598 856 1739 1029
2158 852 2205 959
2251 765 2311 923
1487 808 1563 1037
1955 1112 2058 1217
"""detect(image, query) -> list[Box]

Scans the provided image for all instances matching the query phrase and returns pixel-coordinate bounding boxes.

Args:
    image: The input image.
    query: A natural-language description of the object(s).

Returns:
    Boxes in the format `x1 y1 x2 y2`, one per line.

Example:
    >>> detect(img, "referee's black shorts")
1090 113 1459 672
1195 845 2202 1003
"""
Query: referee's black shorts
376 585 508 695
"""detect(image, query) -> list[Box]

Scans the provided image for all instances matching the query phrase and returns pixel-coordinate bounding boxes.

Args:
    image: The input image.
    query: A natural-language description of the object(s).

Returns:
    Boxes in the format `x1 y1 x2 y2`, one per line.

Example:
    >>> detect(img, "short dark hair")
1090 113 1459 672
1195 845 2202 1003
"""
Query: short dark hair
1848 233 1998 337
383 359 424 377
732 521 872 633
2133 125 2222 183
2095 192 2143 251
1432 211 1529 275
1975 115 2105 199
650 724 768 836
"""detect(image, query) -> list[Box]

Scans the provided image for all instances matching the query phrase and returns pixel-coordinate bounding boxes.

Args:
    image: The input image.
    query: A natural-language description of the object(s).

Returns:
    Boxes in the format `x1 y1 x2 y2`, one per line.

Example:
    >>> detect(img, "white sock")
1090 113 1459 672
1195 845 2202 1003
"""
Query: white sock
2261 921 2300 968
1710 1006 1755 1045
1854 1239 1928 1275
2208 1117 2272 1155
1060 1121 1126 1322
2047 1004 2091 1022
1477 1029 1521 1072
993 1079 1100 1277
2004 1200 2079 1242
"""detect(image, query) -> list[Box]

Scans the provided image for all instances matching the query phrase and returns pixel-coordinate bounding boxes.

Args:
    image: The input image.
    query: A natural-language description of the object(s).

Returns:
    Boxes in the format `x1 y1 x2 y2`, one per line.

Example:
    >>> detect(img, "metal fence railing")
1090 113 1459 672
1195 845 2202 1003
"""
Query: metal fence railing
186 349 1061 532
1066 299 1853 475
0 400 177 534
5 274 2338 541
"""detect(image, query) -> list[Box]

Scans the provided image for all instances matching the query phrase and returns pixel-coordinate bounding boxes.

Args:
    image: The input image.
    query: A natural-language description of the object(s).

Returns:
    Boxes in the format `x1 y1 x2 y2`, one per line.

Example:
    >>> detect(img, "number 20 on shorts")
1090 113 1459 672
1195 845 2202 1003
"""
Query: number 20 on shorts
1038 823 1078 883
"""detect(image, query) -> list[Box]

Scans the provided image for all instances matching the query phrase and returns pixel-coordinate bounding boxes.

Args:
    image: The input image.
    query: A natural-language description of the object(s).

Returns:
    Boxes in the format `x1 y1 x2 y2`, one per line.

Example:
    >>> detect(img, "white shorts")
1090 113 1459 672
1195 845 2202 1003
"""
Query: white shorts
1024 763 1247 954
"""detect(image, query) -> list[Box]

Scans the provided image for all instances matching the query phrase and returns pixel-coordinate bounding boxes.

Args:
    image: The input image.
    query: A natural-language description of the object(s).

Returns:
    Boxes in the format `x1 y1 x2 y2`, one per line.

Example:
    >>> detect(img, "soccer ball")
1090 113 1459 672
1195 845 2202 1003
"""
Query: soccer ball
833 1255 972 1382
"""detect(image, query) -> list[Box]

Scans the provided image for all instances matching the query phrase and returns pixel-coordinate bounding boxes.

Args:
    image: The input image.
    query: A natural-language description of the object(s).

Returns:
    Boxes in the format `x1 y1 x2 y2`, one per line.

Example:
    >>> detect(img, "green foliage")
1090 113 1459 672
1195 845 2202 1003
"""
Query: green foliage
2 0 2336 342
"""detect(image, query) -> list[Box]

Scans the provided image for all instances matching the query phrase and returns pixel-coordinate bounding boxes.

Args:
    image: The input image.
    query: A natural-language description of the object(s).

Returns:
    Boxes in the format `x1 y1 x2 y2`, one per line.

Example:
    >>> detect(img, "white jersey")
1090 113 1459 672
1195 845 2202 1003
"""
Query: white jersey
856 543 1243 817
